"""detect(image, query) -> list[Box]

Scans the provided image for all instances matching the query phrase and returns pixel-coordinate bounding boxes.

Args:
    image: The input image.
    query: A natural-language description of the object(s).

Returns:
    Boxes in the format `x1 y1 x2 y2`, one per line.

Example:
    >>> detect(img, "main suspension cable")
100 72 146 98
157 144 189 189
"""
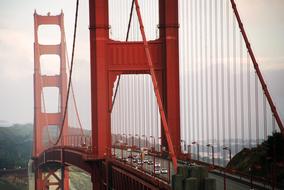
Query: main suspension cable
54 0 79 145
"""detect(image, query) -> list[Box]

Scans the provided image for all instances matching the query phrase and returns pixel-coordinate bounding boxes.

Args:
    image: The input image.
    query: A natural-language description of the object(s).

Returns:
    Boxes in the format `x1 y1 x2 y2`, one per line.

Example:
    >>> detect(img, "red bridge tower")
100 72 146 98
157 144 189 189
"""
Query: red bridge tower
33 11 69 190
89 1 181 186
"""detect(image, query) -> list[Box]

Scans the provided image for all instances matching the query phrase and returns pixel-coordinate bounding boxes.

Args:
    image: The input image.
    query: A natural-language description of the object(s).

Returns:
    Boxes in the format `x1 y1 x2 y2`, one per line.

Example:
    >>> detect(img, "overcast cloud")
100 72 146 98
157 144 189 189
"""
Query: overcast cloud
0 0 283 129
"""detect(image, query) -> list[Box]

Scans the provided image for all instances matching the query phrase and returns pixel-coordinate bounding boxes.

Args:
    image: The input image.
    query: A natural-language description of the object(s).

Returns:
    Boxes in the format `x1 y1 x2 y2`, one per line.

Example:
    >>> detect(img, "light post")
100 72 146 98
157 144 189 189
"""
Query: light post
187 145 191 164
122 133 127 145
223 146 232 190
114 140 119 157
118 139 124 160
135 134 140 149
192 141 199 161
129 134 134 147
128 134 133 164
223 147 232 163
158 137 162 153
181 139 187 153
207 144 215 167
149 136 156 152
141 135 148 148
149 136 156 175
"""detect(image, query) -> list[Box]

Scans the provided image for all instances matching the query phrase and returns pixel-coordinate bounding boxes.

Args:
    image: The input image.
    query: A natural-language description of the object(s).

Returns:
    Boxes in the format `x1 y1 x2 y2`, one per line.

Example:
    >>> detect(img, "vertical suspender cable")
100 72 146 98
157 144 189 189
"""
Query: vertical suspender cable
143 76 147 139
184 0 189 149
204 0 209 151
233 10 238 152
240 33 244 147
255 72 259 145
263 93 268 138
148 79 153 138
139 77 143 136
183 0 189 146
190 0 195 143
272 115 276 132
200 0 204 160
133 76 136 137
215 0 220 164
226 0 232 150
220 0 225 151
195 0 200 149
210 0 214 146
247 52 252 148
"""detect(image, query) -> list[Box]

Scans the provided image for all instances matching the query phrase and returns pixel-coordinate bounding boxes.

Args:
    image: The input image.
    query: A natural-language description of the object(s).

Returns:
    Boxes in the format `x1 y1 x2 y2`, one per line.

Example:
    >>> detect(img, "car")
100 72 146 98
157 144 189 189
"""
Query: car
147 160 153 165
161 168 168 174
128 155 134 159
137 160 142 165
154 162 161 167
143 159 149 164
154 168 161 175
116 156 122 160
122 158 129 162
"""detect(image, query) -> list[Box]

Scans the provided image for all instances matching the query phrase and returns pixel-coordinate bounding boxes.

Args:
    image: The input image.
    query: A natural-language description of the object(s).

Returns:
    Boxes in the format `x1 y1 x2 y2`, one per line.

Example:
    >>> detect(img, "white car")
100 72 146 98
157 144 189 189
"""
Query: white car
154 162 161 167
161 168 168 174
143 159 149 164
147 160 153 165
137 159 142 165
154 168 161 175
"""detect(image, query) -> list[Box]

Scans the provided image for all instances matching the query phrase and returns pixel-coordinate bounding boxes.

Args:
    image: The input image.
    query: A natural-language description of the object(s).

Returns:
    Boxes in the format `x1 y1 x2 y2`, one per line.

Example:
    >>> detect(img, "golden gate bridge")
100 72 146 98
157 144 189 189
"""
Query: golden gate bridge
31 0 284 189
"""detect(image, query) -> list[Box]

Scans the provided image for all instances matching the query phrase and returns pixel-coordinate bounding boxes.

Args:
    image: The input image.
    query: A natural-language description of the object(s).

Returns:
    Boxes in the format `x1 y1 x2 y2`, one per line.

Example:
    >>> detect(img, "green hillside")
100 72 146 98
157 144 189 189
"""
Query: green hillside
0 179 25 190
0 124 93 190
0 124 91 170
0 124 33 169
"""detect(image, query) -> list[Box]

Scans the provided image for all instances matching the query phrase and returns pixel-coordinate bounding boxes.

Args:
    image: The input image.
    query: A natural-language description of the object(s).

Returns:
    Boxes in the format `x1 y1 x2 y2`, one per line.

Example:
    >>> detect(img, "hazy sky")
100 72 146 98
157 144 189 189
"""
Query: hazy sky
0 0 283 129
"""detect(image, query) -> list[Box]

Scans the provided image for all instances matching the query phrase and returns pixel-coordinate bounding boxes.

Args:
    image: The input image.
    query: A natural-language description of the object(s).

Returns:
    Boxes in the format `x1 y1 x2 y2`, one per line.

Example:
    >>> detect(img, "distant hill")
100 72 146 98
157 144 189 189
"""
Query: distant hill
0 124 91 170
0 124 33 169
0 124 93 190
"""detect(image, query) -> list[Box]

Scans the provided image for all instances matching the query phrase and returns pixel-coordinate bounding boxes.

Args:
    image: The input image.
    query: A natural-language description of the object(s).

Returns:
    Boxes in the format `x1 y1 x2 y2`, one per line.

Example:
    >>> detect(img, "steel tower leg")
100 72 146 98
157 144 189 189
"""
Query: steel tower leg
35 169 44 190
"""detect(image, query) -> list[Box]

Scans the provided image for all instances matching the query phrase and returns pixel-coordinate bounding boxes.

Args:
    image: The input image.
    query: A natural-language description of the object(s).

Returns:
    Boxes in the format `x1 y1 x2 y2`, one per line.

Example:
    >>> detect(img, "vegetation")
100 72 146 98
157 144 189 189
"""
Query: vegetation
228 132 284 187
0 124 93 190
0 124 33 169
0 179 24 190
69 166 92 190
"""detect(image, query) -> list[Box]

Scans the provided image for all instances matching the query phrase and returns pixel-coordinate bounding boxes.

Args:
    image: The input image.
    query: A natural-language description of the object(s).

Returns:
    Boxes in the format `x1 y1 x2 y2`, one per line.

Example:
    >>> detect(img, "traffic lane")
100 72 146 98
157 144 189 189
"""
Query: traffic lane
113 148 258 190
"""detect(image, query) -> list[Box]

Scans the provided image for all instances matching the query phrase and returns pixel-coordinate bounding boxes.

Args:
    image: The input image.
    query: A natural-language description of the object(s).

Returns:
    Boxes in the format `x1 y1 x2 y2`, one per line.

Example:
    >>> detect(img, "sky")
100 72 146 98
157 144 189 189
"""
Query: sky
0 0 283 130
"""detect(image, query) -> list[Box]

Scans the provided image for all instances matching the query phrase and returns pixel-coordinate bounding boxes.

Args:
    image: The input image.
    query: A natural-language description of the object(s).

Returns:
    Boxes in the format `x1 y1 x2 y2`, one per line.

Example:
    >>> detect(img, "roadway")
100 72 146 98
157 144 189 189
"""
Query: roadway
113 147 273 190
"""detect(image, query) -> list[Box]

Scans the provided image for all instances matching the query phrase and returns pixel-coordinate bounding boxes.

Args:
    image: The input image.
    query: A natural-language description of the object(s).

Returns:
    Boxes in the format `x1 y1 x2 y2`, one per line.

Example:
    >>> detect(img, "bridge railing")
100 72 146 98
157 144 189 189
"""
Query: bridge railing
58 135 92 152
